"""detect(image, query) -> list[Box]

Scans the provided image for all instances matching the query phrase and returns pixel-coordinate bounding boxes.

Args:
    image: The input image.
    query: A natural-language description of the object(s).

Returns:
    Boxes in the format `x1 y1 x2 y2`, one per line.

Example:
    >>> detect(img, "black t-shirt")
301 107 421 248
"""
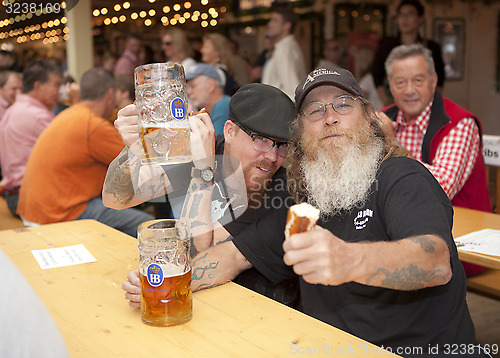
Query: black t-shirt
164 136 299 307
233 156 481 356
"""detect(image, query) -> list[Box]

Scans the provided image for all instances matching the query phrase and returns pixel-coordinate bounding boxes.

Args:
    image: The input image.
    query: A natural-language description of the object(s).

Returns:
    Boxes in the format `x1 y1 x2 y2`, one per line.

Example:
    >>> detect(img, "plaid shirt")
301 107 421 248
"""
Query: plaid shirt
395 101 480 200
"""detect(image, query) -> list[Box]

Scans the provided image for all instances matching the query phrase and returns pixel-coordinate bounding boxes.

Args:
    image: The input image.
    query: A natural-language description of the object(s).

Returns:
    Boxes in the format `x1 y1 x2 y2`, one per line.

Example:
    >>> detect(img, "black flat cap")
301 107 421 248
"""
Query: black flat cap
229 83 294 142
294 67 364 112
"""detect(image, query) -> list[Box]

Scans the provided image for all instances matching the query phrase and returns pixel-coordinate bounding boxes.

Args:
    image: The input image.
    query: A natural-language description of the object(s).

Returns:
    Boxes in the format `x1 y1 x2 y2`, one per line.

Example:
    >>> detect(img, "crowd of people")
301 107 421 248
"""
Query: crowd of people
0 0 495 356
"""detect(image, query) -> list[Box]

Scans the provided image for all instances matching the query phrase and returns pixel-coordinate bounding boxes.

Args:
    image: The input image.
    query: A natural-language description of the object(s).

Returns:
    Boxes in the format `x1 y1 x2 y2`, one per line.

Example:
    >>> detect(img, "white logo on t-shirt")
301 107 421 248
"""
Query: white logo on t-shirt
354 209 373 230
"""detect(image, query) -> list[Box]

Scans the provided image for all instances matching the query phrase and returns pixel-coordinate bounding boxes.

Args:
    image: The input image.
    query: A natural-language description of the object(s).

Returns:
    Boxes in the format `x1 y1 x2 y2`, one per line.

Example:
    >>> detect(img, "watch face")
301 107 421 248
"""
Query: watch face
201 168 214 182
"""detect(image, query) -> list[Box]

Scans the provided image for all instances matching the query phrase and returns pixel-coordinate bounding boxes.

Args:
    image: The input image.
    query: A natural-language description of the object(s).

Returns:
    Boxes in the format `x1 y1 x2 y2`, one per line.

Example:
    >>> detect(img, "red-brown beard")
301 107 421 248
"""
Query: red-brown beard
243 158 277 208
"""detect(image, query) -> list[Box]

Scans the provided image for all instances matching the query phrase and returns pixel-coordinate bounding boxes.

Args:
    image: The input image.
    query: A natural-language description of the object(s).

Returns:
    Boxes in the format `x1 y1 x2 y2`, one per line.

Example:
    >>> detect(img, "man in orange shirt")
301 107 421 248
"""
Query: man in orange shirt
17 67 153 237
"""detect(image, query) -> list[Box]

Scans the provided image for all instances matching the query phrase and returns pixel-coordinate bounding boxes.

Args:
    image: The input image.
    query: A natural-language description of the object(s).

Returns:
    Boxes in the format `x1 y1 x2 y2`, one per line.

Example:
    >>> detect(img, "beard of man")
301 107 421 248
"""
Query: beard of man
244 157 277 210
300 120 383 218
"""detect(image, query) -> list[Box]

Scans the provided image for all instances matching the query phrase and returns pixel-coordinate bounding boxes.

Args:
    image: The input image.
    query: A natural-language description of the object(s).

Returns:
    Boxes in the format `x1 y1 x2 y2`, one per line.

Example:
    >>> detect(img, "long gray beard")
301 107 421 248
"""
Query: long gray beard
301 136 383 218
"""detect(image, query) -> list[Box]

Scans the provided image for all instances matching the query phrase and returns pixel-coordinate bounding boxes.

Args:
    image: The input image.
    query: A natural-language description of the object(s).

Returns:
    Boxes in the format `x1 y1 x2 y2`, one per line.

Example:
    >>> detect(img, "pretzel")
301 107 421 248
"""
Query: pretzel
285 203 320 239
189 108 207 116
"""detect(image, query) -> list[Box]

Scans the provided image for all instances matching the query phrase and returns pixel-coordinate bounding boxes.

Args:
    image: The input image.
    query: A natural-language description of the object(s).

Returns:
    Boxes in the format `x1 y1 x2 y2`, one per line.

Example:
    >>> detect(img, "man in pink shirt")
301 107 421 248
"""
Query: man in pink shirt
0 60 62 216
0 71 22 119
114 34 143 77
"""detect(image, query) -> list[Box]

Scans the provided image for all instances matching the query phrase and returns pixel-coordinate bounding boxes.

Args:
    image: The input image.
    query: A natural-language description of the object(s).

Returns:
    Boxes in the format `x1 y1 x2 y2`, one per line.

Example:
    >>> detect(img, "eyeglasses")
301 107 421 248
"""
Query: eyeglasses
301 95 358 121
235 123 288 158
162 41 172 46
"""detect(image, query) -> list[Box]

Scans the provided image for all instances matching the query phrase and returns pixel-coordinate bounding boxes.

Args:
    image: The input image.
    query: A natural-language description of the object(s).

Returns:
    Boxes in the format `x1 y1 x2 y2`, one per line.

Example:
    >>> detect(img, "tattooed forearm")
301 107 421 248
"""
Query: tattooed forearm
216 235 233 246
407 236 436 253
189 193 202 218
368 266 447 290
361 235 450 290
103 148 141 205
191 252 220 291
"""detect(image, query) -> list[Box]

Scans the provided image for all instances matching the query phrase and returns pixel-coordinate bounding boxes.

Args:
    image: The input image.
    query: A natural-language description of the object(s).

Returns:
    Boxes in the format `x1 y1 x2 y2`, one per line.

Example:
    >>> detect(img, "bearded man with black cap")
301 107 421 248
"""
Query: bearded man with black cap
123 68 488 357
104 83 299 307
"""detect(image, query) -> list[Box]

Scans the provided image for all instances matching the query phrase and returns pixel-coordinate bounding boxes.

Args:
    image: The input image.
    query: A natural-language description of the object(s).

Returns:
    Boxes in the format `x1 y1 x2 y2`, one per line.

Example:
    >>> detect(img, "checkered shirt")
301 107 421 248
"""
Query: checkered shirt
394 101 480 200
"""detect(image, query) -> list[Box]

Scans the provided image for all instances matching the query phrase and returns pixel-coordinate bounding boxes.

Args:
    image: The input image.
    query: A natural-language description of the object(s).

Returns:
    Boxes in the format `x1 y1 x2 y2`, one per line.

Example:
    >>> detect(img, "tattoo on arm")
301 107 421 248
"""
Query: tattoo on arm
407 236 436 253
369 266 447 290
189 193 202 218
216 235 233 246
103 148 140 205
191 252 220 291
365 235 445 289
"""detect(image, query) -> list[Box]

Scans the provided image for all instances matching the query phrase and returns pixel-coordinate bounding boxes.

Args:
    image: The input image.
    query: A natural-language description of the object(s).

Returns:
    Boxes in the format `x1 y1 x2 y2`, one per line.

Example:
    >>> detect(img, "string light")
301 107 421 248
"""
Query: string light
1 0 228 44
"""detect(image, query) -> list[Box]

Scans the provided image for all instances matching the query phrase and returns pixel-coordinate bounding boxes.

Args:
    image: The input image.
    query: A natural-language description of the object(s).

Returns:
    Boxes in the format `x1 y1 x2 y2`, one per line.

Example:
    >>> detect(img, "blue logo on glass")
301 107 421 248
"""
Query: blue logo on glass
147 263 164 287
170 97 185 120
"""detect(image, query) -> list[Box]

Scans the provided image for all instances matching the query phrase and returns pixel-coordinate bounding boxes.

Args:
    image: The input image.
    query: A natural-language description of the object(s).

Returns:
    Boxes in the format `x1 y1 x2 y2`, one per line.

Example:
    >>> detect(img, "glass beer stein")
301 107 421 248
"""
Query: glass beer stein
138 219 192 326
135 62 192 165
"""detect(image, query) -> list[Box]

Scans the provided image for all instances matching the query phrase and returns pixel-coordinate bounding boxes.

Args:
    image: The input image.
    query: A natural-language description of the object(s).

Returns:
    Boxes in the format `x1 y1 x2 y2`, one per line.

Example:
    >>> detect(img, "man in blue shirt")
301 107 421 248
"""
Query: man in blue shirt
185 63 230 136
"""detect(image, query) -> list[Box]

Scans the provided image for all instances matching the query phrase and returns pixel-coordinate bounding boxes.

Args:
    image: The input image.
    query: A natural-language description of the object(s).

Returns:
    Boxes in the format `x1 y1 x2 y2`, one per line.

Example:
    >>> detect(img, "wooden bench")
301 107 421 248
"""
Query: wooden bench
0 196 24 230
467 269 500 300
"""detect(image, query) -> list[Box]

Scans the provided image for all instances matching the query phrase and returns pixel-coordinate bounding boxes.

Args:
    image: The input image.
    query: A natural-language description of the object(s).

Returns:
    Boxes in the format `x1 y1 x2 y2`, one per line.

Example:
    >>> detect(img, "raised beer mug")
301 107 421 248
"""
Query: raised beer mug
135 62 192 165
138 219 192 326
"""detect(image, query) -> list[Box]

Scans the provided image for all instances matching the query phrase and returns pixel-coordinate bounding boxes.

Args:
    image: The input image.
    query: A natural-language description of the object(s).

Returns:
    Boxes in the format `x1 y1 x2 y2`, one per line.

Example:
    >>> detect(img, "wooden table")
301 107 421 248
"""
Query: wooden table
0 220 399 357
453 206 500 270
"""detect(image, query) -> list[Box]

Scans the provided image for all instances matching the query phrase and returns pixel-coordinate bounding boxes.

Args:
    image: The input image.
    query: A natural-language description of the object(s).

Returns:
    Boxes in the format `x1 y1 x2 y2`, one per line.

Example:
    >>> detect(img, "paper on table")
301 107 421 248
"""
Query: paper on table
32 244 97 269
454 229 500 257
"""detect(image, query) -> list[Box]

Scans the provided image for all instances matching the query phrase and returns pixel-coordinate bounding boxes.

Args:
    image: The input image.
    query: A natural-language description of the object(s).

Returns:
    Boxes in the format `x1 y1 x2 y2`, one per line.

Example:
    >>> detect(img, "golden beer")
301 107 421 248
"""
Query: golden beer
140 267 192 326
138 219 192 327
135 62 191 166
139 124 192 165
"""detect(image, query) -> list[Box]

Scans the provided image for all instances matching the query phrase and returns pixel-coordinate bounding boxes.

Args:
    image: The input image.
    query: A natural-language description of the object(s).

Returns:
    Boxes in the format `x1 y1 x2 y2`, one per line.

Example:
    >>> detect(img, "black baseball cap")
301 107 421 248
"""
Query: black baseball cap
294 67 364 112
229 83 295 142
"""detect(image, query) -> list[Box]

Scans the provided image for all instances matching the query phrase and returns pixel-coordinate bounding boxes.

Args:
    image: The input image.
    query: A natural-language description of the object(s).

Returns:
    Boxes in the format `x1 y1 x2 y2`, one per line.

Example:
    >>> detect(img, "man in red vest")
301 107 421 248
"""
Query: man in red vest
380 43 490 277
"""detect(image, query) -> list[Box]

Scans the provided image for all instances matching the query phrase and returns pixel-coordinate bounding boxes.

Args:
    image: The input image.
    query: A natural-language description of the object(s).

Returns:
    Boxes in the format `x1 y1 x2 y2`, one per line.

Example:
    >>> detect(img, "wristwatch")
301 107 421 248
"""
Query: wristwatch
191 167 215 184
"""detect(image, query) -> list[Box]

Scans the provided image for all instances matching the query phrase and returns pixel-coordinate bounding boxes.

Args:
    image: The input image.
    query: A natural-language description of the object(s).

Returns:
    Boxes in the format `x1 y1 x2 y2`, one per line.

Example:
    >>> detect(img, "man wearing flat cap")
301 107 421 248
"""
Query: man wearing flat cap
123 68 488 356
185 63 230 136
104 83 299 307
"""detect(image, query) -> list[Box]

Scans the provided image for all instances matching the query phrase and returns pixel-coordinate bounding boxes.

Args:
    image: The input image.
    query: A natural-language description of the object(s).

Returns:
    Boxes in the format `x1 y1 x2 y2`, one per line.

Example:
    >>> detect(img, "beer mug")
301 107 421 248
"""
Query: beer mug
135 62 192 165
138 219 192 326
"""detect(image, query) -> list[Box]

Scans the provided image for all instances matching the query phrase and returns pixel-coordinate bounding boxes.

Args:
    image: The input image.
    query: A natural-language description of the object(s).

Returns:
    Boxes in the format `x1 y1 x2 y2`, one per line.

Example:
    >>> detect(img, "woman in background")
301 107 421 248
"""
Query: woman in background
201 33 238 95
161 28 197 73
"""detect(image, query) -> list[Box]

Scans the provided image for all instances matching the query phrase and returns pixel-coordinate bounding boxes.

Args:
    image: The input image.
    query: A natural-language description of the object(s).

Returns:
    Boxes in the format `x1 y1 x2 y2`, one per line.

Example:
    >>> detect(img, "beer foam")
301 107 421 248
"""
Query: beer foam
140 262 190 277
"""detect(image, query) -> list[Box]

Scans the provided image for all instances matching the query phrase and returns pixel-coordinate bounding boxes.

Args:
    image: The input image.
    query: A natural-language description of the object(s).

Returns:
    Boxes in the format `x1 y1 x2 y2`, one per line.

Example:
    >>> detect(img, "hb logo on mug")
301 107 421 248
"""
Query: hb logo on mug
147 264 164 287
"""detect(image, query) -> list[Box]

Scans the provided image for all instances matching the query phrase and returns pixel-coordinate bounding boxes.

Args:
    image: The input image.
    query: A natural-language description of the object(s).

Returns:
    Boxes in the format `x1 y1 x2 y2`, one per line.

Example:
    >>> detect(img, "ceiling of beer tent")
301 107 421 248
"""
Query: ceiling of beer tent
0 0 232 48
